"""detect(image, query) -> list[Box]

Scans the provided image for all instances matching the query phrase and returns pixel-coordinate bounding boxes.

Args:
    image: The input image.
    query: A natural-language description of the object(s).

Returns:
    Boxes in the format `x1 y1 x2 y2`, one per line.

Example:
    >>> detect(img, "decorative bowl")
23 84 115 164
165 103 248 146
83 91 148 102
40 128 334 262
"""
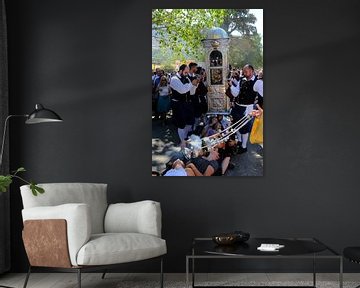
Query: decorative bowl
212 231 250 246
212 233 238 245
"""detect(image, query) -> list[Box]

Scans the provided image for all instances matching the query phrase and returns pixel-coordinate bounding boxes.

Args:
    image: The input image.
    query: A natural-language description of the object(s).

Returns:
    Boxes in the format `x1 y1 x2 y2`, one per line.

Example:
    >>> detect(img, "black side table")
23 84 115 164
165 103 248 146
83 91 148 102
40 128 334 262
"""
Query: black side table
186 237 343 288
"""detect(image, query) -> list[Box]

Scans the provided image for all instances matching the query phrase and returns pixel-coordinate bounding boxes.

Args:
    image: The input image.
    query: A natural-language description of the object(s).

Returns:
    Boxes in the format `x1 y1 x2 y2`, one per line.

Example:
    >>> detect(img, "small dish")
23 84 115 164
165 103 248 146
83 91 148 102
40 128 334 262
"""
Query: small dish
212 234 237 245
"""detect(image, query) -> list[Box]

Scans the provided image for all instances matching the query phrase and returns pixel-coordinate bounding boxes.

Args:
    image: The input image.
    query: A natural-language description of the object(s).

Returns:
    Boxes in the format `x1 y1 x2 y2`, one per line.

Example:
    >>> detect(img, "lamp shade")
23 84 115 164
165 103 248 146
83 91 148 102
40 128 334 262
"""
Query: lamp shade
25 104 63 124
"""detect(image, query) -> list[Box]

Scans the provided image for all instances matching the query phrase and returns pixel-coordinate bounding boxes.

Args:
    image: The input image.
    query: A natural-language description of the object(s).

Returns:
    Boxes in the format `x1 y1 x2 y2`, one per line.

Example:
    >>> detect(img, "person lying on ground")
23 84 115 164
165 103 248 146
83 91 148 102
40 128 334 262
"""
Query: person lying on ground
163 159 195 176
187 149 219 176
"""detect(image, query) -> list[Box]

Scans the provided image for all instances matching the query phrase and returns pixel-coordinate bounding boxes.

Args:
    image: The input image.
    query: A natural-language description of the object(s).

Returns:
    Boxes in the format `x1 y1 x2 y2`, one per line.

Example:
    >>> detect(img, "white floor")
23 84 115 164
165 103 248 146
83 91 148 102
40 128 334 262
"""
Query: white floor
0 273 358 288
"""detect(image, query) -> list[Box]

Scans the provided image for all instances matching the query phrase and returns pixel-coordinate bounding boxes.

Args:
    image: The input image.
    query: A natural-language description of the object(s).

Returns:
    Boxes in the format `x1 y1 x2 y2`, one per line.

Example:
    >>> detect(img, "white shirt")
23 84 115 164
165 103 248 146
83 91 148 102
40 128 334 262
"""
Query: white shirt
230 79 240 97
230 75 256 98
190 83 198 95
158 85 171 96
152 75 160 85
170 73 194 94
253 79 263 97
164 167 187 176
231 78 239 87
187 73 199 95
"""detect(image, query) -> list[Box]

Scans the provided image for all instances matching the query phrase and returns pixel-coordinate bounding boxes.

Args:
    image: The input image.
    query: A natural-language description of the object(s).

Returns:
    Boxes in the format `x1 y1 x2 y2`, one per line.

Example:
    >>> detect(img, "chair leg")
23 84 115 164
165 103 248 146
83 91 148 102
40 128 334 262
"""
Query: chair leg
101 270 107 279
160 257 164 288
23 266 31 288
77 269 81 288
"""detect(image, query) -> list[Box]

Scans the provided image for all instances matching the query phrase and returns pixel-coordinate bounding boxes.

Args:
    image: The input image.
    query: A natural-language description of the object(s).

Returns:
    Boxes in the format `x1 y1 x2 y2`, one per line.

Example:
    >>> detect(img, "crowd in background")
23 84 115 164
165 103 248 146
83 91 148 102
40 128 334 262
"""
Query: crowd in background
152 62 263 176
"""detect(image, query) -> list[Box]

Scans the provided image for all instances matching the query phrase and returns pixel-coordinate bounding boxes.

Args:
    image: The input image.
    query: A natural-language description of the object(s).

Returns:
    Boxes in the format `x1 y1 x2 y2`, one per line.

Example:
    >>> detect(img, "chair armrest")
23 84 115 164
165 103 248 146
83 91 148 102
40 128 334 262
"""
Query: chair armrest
22 203 91 266
104 200 162 237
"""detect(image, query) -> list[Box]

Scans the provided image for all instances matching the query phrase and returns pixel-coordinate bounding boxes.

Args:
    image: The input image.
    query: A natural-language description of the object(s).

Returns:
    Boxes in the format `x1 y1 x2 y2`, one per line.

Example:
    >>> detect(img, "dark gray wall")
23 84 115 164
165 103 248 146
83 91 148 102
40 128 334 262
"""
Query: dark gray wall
5 0 360 273
0 0 10 274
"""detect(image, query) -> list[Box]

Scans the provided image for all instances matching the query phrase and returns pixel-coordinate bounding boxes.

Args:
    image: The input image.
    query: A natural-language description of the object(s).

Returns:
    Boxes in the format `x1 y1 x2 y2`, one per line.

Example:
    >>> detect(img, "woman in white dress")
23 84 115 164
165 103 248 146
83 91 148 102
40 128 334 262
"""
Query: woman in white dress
156 76 172 125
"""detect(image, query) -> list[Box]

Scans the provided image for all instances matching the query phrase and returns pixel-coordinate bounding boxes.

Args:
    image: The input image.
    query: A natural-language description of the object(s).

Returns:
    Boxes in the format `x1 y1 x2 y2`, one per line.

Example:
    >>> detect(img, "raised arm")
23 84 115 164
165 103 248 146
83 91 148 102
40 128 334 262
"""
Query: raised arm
170 77 191 94
230 81 240 98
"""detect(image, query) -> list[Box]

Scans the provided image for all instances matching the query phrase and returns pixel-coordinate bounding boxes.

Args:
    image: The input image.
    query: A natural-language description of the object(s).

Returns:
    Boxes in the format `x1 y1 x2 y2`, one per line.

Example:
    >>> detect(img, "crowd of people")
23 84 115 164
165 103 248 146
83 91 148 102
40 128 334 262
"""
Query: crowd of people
152 64 208 127
152 62 263 176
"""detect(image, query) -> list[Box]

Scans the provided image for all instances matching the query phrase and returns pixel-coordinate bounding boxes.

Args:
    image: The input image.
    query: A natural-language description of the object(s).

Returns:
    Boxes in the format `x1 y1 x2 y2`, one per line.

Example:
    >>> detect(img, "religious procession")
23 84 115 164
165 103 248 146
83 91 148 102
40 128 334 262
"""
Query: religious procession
152 9 263 177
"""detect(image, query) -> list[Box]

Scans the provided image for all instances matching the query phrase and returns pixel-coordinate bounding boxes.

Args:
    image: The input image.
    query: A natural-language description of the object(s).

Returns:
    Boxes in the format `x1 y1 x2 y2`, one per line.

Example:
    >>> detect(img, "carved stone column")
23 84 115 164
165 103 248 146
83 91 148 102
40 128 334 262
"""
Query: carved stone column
201 27 230 114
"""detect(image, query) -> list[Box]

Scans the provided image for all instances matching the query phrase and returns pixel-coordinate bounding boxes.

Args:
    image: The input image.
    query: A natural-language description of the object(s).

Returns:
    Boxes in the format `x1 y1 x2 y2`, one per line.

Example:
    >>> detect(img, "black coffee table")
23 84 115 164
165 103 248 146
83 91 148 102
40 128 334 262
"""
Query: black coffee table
186 237 342 288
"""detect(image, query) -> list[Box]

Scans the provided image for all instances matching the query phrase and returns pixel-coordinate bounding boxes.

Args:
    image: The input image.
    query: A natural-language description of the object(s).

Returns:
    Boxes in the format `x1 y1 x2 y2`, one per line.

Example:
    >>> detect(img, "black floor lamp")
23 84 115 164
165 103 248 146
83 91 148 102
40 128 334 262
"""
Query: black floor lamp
0 103 62 288
0 103 63 168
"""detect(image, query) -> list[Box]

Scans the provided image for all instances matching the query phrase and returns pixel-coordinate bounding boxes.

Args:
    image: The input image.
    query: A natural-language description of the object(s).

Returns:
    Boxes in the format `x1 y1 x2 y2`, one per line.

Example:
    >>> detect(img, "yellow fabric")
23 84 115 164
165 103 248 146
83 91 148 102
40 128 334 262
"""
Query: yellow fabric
250 115 263 144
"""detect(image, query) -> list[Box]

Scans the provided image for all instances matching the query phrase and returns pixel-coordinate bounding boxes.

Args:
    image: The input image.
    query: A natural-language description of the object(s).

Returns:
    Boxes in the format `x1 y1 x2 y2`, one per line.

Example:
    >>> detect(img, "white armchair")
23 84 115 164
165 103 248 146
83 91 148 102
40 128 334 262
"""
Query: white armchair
20 183 166 288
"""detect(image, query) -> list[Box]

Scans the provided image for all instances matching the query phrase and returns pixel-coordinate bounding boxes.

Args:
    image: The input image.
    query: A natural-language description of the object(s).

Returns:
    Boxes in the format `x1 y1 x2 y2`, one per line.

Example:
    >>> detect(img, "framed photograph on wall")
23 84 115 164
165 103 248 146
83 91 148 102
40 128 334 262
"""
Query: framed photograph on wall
152 9 263 176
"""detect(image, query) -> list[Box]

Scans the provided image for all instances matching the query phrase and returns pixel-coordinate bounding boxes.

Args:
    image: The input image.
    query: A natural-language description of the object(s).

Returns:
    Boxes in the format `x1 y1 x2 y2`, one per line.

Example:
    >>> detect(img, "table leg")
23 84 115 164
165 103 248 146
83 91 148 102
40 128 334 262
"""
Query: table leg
186 257 189 288
192 257 195 288
313 254 316 287
339 257 343 288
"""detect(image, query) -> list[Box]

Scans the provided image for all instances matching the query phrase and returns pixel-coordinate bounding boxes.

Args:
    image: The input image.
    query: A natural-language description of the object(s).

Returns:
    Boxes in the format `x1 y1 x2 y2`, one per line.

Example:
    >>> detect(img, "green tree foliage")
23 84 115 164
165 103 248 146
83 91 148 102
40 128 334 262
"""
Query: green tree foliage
152 47 173 66
221 9 257 35
152 9 262 69
229 34 263 70
152 48 181 71
152 9 259 57
152 9 226 58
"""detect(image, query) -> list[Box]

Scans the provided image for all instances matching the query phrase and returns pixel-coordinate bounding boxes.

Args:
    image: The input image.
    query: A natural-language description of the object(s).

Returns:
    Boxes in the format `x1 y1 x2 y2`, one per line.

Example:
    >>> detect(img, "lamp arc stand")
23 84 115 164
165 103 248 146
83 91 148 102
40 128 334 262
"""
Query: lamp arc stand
0 104 62 288
0 114 28 169
0 115 27 288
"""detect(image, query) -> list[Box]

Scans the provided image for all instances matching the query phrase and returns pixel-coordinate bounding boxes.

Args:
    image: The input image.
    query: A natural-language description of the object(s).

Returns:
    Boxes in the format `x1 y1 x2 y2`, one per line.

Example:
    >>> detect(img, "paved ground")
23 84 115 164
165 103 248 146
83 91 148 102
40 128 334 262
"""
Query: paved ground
152 117 263 176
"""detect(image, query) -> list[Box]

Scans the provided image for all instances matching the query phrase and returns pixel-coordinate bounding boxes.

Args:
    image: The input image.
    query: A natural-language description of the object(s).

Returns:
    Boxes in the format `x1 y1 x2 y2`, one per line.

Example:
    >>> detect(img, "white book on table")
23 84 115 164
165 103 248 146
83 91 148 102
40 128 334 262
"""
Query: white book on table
257 243 285 251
